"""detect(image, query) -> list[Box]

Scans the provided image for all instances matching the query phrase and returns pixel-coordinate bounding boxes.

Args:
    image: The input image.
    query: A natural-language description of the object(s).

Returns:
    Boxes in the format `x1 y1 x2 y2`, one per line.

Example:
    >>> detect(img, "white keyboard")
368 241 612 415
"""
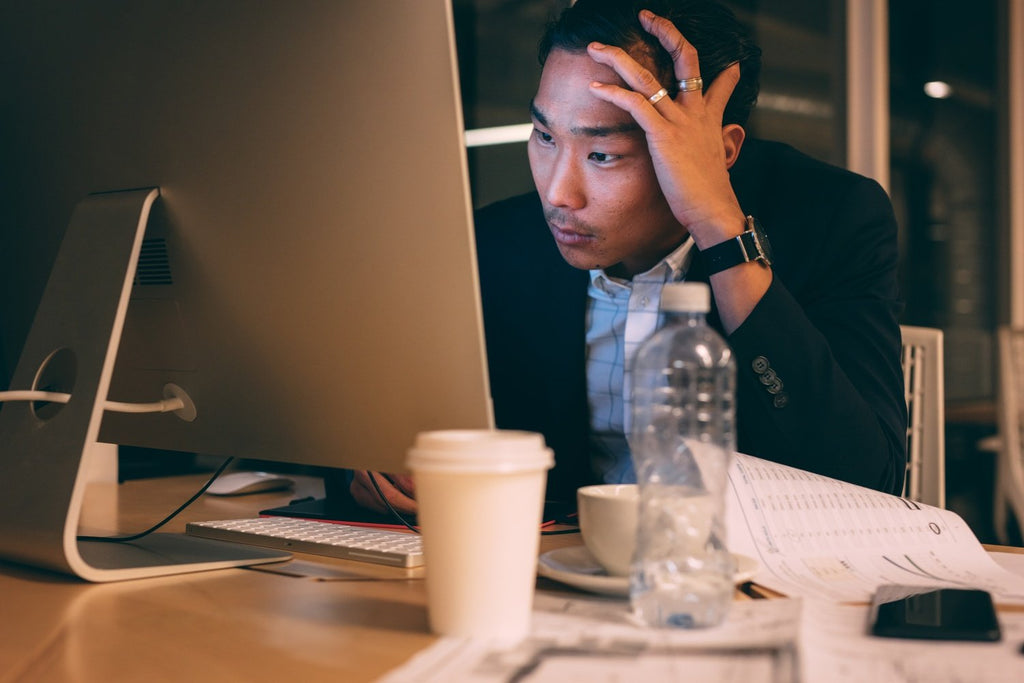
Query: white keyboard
186 517 424 568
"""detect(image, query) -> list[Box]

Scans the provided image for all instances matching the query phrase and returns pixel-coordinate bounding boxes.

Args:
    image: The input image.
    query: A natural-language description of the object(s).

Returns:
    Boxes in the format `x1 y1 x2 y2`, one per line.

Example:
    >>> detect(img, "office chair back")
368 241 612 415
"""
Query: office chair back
900 325 946 508
994 327 1024 542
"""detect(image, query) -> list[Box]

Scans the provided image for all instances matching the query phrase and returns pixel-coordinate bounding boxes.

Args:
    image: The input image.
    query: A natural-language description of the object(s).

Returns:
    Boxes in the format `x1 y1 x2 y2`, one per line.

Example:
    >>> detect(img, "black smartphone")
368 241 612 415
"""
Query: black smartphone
869 585 1001 641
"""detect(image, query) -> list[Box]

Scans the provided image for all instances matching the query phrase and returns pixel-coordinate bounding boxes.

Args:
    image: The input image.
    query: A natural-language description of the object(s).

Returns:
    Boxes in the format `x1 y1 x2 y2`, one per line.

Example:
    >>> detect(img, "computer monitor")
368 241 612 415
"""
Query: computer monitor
0 0 493 580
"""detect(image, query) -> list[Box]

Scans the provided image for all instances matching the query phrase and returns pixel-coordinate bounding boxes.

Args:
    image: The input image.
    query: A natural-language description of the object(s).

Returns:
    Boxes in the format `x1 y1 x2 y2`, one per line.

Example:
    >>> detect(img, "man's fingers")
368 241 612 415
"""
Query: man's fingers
350 470 418 514
638 10 702 90
367 471 417 513
350 472 386 513
586 42 665 102
350 478 386 513
384 473 416 498
584 41 681 128
704 62 741 121
587 80 670 131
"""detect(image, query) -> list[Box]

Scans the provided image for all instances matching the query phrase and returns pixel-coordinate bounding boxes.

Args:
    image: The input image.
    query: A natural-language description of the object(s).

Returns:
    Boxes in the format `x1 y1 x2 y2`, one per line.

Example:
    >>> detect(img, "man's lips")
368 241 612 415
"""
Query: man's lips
549 222 595 246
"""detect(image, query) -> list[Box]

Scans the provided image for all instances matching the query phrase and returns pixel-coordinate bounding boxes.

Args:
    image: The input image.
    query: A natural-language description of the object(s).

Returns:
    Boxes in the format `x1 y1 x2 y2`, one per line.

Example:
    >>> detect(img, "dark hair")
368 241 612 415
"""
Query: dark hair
538 0 761 126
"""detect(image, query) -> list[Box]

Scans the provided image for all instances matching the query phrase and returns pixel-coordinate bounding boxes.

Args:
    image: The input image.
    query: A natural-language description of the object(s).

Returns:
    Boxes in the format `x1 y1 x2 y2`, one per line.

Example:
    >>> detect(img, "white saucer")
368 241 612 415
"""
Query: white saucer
537 545 758 598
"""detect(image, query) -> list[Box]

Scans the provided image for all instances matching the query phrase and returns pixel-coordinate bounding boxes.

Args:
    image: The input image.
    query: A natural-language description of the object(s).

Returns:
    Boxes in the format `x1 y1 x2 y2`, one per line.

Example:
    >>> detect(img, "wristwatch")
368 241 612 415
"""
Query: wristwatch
699 215 773 276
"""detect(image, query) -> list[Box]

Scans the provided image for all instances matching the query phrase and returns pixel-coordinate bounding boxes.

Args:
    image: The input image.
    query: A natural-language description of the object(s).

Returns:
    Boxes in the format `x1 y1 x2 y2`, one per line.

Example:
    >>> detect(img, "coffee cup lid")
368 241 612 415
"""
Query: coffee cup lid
406 429 553 473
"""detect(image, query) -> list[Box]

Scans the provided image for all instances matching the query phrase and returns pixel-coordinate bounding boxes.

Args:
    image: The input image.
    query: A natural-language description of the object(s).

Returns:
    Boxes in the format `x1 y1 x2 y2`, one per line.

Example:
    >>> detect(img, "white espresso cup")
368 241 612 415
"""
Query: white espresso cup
407 429 553 642
576 484 638 576
577 484 716 577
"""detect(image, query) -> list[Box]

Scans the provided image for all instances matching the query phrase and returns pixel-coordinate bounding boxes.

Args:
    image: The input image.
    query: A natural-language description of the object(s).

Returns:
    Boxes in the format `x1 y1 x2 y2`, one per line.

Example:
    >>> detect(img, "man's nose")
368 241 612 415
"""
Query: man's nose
544 154 585 210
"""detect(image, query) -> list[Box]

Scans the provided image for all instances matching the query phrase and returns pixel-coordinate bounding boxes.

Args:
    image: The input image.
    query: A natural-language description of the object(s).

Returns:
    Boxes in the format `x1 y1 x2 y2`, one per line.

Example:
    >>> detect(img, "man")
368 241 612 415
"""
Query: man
353 0 907 512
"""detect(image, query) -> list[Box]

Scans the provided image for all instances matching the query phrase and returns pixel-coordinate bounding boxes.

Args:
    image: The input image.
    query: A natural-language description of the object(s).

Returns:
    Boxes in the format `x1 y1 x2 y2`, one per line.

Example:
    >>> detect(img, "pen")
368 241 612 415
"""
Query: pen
738 581 768 600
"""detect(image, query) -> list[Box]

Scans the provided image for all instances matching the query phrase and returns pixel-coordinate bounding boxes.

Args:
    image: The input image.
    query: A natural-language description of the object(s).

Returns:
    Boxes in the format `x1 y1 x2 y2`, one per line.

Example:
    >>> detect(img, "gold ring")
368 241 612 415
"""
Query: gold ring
647 87 668 104
678 76 704 93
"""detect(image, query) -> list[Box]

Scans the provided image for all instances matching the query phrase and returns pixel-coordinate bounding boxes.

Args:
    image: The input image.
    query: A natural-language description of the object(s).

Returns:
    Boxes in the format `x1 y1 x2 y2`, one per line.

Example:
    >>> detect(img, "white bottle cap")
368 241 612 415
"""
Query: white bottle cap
660 282 710 312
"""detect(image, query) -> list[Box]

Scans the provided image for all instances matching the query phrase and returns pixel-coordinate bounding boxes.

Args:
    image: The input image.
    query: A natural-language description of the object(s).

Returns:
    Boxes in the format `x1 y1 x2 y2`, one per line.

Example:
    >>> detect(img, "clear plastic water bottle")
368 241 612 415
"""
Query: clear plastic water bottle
629 281 736 628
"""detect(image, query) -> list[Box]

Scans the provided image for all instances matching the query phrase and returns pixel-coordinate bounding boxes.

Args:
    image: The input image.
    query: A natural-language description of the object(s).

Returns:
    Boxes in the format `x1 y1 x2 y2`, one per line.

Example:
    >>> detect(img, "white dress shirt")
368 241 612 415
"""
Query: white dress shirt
585 238 695 483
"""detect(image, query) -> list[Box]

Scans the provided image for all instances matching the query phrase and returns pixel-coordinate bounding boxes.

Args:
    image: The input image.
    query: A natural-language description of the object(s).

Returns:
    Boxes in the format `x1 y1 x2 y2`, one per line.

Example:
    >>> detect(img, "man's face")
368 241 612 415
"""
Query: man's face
528 48 684 277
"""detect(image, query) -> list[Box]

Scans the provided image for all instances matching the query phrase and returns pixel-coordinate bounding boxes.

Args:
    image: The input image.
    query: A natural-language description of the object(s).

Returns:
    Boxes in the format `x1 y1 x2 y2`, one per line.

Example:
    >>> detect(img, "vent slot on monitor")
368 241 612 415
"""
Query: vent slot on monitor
134 238 173 286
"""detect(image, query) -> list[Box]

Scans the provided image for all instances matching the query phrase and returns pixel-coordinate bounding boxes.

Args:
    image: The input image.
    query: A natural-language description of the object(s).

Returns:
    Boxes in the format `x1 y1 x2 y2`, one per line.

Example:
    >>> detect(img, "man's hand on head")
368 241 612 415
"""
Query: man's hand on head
584 9 771 333
350 470 417 515
584 9 747 249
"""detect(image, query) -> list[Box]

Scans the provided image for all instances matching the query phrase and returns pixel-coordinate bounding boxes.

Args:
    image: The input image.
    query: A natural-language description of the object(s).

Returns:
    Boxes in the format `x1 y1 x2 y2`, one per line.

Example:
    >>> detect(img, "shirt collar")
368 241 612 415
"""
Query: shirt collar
589 237 695 293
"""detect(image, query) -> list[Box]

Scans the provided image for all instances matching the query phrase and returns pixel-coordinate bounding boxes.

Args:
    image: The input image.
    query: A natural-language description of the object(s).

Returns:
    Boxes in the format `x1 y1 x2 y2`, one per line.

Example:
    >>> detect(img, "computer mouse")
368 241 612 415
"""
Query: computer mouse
206 471 295 496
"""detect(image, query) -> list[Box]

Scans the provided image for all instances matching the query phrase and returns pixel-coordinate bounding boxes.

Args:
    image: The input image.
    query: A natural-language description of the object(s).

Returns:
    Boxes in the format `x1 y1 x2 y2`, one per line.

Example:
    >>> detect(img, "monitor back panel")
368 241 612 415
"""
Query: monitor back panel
1 0 492 474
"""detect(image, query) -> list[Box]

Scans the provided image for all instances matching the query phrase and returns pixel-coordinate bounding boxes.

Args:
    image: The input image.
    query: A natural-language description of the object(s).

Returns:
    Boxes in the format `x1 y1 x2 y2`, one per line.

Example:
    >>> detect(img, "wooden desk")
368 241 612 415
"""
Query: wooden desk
0 473 580 682
6 475 1021 682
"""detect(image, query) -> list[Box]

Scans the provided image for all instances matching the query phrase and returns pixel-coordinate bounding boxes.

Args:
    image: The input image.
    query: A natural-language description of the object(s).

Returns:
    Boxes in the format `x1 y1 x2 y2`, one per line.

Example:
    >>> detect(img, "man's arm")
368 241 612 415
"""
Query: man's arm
725 173 906 494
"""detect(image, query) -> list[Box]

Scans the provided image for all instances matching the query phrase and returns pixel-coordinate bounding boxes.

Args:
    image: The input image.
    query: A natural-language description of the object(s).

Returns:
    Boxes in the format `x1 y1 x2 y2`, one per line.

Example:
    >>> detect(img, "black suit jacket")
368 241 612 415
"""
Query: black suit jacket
474 139 907 502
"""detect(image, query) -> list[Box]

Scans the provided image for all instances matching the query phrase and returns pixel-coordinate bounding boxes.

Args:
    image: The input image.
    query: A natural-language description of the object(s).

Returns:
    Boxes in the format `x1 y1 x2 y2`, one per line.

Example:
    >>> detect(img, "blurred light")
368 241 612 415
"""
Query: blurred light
923 81 953 99
757 91 833 118
464 123 532 148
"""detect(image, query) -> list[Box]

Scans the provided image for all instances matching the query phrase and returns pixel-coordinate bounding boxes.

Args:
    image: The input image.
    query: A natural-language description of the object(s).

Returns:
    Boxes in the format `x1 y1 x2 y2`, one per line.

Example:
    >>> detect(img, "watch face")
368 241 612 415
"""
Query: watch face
749 217 773 265
699 216 773 276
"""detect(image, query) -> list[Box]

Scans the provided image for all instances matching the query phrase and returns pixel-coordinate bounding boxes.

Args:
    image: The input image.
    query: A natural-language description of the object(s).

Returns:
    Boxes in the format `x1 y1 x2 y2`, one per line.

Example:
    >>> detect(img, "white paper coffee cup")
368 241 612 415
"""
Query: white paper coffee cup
407 430 553 642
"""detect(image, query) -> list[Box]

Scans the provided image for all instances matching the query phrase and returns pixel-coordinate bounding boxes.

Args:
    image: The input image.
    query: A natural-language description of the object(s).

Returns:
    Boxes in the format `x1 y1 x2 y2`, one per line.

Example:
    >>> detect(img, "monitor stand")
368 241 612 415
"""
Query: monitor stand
0 189 290 581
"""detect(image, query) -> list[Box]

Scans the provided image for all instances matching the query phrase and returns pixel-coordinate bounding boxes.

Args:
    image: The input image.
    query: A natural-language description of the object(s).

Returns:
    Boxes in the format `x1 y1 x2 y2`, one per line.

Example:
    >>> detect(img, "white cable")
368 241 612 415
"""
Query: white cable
106 397 185 414
0 390 185 414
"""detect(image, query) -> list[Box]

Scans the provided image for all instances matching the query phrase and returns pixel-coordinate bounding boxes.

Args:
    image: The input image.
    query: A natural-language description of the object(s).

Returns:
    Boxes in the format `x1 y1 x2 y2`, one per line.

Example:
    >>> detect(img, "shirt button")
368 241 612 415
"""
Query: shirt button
640 296 649 307
759 368 777 385
773 393 789 409
767 379 784 394
752 356 769 373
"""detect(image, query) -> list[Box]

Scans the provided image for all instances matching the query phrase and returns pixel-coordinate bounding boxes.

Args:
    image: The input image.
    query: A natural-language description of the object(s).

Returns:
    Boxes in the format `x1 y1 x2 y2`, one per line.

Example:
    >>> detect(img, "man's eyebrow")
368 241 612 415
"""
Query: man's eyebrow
529 100 641 138
529 100 550 128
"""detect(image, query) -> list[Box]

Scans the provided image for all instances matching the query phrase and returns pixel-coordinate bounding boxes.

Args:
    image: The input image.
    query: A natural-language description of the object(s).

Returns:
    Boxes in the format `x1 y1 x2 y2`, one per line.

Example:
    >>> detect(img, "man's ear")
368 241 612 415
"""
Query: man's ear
722 124 746 169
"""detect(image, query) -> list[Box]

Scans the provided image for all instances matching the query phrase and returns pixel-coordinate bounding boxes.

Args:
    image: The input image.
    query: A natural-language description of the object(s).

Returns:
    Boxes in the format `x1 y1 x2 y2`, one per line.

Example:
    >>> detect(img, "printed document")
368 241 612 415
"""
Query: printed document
725 453 1024 605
